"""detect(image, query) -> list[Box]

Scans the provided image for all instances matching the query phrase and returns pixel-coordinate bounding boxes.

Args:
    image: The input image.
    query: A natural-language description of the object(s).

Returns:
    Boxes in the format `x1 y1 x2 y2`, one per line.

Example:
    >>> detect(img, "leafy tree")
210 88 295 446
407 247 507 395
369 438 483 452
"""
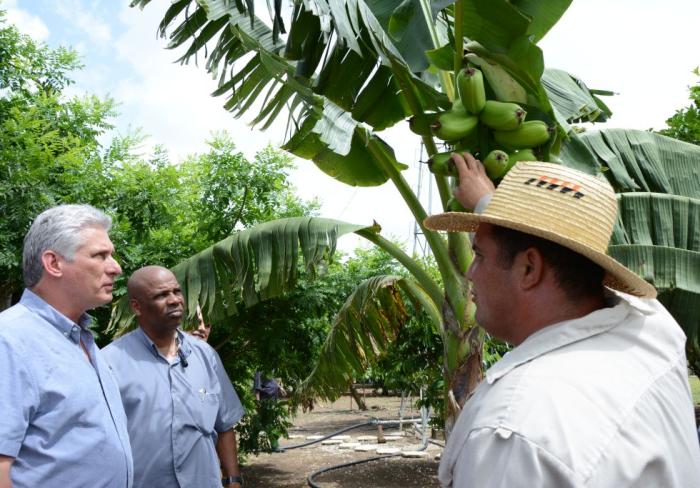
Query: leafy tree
181 134 317 243
104 133 320 329
0 10 79 96
127 0 700 435
212 245 449 453
0 13 116 309
660 68 700 146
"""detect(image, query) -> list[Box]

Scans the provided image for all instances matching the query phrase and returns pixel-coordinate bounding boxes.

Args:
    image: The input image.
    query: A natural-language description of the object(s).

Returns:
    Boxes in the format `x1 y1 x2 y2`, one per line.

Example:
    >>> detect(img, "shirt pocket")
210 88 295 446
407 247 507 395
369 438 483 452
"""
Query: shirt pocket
173 369 221 436
192 389 220 435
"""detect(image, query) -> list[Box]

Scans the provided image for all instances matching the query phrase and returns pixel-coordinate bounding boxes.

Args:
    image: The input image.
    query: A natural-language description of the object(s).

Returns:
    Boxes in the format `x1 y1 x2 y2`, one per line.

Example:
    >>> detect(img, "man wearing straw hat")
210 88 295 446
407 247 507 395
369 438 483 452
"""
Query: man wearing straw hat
428 154 700 487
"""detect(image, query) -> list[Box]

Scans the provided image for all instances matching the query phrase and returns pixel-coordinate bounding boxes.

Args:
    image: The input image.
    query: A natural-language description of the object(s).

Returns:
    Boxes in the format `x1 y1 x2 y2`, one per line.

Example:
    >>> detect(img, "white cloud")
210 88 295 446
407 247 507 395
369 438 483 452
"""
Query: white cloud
110 2 275 161
540 0 700 131
53 0 111 45
4 0 50 41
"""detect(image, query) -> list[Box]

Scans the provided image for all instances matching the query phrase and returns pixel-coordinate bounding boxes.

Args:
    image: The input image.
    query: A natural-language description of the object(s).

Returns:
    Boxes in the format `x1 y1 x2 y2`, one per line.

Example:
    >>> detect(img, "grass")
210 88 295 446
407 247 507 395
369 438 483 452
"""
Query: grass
690 375 700 405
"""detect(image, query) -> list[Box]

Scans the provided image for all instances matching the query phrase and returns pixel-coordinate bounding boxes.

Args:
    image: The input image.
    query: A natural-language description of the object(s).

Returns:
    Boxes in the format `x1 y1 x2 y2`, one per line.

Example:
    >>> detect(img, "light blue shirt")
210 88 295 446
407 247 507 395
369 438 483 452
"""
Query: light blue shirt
0 290 134 488
103 328 244 488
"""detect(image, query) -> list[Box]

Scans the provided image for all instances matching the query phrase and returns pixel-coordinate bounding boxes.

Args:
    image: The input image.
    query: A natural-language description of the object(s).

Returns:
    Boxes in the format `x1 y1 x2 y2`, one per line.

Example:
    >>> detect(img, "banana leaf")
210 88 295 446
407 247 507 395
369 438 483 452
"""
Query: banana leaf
609 192 700 347
364 0 435 72
107 217 377 333
283 111 407 187
608 245 700 343
612 193 700 251
562 129 700 196
452 1 573 129
298 274 441 400
542 68 611 124
134 0 446 188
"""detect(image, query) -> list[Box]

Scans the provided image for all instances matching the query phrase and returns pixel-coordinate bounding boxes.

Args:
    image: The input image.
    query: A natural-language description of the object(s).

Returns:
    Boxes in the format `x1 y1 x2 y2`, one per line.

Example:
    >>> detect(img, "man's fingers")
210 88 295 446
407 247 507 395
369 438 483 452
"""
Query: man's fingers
462 152 480 171
451 151 480 180
450 152 468 179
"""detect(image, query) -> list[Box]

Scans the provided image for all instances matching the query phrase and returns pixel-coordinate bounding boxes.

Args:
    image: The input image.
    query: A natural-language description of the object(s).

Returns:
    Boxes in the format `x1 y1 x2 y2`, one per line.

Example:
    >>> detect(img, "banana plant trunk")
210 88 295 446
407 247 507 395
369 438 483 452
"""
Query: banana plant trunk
441 291 483 437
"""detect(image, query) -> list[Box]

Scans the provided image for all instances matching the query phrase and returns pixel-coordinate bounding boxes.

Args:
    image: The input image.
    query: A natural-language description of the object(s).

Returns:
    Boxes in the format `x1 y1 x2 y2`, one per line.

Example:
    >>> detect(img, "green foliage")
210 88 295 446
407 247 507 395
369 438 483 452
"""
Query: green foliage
236 397 292 457
101 137 320 338
107 133 319 279
182 134 318 242
206 246 417 452
221 246 403 390
660 68 700 146
0 14 80 96
0 15 115 302
689 375 700 405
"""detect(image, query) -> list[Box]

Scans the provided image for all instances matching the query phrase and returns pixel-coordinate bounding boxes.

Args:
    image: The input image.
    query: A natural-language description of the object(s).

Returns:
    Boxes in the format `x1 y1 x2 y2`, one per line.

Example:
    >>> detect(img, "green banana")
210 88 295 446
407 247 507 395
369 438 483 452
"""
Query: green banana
504 149 538 173
446 196 468 212
427 152 457 177
452 132 478 153
431 109 479 142
464 50 527 103
494 121 551 149
409 113 439 137
483 149 509 179
457 67 486 115
479 100 526 131
508 149 537 162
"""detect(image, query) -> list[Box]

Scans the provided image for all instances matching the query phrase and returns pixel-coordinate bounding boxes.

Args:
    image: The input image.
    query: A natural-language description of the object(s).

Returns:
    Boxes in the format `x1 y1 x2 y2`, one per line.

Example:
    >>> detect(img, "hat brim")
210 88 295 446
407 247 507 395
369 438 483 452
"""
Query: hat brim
424 212 657 299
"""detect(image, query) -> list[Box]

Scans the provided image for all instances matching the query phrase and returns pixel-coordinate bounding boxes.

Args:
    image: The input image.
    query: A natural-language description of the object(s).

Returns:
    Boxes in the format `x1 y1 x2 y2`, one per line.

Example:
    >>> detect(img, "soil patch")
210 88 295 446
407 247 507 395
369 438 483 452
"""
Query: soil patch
242 395 443 487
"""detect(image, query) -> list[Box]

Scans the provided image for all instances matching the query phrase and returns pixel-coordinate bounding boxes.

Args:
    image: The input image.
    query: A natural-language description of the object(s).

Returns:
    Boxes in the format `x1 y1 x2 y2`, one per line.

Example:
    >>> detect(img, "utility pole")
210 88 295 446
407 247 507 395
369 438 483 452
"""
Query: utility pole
412 143 434 258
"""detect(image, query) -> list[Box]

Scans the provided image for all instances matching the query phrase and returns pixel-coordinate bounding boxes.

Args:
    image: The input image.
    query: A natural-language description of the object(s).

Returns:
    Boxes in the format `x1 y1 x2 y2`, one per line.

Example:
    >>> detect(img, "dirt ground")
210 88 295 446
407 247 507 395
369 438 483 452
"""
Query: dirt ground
242 394 443 487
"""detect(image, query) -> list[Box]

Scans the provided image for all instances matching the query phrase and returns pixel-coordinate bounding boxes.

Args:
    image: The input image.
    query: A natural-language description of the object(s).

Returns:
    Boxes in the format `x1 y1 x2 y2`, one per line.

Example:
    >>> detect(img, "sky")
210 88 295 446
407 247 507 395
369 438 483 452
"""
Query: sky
4 0 700 254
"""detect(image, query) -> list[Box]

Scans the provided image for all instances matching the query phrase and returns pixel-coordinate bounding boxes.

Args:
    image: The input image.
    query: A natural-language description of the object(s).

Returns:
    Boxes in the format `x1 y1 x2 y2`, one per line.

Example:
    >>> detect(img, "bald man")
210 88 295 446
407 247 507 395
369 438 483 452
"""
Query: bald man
103 266 244 488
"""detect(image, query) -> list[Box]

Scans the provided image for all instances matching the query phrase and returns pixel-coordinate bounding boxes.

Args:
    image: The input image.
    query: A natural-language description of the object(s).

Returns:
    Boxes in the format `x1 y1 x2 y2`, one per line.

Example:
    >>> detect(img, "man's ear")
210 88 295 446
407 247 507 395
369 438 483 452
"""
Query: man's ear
129 298 142 317
40 250 64 278
516 247 546 291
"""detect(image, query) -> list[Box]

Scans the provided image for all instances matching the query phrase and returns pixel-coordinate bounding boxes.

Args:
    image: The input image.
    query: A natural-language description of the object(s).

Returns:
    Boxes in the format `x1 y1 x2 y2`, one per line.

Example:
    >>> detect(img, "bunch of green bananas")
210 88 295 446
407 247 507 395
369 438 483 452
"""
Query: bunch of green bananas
420 62 553 187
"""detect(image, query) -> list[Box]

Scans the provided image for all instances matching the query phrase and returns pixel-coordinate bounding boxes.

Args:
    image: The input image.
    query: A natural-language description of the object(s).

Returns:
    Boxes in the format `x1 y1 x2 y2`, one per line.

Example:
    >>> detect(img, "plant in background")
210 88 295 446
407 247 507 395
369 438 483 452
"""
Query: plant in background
123 0 699 436
660 68 700 146
0 13 115 310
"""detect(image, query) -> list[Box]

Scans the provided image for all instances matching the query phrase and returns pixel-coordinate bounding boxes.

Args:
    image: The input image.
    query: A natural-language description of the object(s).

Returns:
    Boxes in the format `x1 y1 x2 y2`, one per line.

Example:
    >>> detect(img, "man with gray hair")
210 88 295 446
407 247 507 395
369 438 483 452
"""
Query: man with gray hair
0 204 133 488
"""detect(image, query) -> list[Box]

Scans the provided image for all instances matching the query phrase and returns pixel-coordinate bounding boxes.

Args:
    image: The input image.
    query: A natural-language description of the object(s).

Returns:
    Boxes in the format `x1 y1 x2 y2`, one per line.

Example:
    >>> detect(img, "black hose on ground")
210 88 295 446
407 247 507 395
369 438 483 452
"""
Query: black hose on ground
304 419 433 487
306 454 400 488
275 420 374 452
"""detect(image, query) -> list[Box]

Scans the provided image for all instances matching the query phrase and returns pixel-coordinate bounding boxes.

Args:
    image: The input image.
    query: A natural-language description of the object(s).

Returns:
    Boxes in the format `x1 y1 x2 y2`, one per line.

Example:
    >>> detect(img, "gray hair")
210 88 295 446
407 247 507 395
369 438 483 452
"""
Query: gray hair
23 204 113 288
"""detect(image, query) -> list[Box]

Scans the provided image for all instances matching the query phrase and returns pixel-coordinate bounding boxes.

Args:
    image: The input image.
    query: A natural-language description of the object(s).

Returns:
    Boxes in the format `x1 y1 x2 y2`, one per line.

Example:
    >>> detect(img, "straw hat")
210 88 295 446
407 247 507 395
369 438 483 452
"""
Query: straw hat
424 161 656 298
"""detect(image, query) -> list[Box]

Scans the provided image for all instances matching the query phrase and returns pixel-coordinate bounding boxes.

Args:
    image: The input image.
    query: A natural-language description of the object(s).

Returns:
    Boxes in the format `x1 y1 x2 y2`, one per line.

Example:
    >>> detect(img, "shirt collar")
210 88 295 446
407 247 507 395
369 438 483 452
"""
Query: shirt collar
485 290 652 384
135 326 192 360
20 289 92 344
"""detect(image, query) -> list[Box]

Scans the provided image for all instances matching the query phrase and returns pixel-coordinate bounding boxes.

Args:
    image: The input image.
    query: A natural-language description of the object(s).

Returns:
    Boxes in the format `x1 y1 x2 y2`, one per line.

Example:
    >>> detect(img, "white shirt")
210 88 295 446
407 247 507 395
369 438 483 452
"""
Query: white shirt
439 291 700 487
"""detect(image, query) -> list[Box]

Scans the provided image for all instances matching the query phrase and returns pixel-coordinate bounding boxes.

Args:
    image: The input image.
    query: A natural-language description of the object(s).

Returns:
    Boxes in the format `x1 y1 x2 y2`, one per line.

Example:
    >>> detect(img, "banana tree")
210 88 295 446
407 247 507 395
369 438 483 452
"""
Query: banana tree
123 0 700 434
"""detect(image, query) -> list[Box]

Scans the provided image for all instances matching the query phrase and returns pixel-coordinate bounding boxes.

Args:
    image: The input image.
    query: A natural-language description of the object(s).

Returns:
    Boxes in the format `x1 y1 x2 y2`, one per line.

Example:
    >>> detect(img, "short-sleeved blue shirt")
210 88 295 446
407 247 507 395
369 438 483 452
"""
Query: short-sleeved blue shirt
103 328 244 488
0 290 134 487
